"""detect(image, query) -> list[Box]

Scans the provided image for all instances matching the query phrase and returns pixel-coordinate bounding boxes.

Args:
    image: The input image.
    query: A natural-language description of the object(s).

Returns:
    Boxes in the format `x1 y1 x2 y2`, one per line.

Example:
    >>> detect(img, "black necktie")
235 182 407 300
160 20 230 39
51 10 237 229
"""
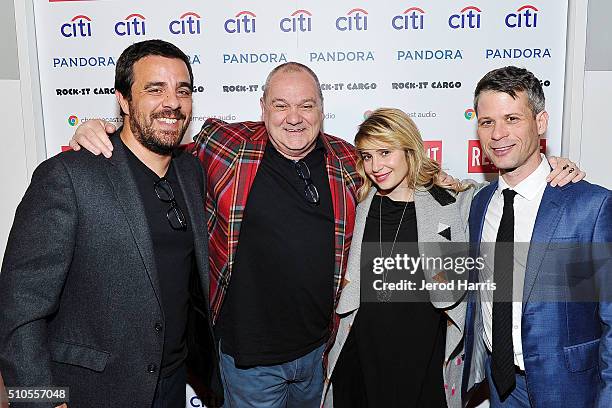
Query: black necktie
492 188 518 398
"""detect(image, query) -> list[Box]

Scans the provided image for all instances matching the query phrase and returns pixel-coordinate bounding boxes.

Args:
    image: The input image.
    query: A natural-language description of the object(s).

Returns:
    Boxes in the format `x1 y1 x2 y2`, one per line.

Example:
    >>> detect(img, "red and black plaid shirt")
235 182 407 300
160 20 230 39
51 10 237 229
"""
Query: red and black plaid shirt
191 118 361 324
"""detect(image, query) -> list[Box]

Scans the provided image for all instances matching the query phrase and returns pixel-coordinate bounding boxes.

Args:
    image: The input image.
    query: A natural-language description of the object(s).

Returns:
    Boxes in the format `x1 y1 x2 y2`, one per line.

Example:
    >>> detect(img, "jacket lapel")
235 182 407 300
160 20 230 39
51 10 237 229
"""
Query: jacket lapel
105 135 162 308
336 189 375 314
522 184 565 307
469 181 497 248
225 138 266 285
414 190 441 244
463 182 497 398
324 143 349 300
173 153 210 307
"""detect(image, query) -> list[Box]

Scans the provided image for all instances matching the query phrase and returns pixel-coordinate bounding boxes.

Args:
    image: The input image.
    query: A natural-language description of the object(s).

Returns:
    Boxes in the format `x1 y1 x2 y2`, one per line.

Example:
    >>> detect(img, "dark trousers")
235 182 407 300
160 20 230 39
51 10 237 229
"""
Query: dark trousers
152 364 186 408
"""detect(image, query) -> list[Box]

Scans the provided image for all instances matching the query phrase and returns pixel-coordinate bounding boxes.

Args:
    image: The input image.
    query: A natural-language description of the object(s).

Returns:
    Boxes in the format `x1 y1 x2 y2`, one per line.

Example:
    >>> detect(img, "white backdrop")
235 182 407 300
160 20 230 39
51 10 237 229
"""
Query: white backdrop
34 0 567 183
31 1 568 406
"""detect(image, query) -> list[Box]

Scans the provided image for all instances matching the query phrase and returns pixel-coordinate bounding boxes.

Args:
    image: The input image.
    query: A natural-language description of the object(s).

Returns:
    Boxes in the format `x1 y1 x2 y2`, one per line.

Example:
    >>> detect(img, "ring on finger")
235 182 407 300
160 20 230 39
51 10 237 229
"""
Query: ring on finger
569 168 574 173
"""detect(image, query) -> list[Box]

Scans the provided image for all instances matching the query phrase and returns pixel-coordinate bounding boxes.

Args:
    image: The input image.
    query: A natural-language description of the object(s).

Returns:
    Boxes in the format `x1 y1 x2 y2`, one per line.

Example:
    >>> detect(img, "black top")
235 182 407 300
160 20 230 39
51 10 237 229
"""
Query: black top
124 138 194 377
332 195 447 407
216 139 335 366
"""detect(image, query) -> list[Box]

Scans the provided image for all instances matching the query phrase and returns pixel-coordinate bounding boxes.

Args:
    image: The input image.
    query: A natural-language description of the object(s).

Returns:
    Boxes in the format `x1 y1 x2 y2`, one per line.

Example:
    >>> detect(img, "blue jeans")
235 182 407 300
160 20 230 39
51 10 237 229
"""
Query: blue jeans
219 343 325 408
486 356 531 408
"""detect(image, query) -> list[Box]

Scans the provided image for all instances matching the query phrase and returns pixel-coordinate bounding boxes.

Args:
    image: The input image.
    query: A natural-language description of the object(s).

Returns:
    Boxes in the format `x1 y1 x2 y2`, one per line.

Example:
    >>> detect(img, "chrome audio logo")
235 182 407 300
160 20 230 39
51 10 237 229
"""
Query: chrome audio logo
464 108 476 120
68 115 79 126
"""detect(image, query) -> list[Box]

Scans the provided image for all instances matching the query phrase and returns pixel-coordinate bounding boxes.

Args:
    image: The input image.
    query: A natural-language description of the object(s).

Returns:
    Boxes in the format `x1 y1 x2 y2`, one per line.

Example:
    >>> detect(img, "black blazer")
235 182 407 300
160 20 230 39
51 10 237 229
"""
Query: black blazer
0 134 222 407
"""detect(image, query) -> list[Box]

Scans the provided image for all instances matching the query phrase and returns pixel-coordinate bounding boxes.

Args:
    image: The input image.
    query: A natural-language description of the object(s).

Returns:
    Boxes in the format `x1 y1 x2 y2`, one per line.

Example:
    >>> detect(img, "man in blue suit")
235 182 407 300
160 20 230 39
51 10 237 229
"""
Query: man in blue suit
462 66 611 407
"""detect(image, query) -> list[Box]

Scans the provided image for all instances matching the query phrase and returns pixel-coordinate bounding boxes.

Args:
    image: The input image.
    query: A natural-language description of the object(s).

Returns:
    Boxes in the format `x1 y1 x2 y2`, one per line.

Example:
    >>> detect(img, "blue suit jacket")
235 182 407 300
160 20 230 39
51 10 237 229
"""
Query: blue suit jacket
462 179 612 407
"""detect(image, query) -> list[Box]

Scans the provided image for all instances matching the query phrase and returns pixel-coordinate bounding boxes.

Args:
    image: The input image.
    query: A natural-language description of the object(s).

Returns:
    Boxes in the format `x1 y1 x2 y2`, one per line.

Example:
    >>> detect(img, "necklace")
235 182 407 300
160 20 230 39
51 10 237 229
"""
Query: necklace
377 195 410 302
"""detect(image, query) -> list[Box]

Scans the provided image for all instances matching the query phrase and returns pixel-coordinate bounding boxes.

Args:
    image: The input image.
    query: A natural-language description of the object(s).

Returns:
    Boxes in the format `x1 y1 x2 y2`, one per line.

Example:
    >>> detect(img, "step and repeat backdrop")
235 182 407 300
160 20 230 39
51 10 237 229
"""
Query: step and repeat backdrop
35 0 567 182
33 1 568 406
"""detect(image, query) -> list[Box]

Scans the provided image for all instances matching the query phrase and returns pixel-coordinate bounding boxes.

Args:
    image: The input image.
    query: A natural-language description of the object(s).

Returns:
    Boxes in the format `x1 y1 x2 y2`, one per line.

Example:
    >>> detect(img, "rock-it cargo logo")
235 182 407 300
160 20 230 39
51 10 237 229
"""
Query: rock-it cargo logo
392 7 425 30
169 12 202 35
336 8 368 31
280 10 312 33
61 15 92 38
68 115 79 126
464 108 476 120
225 11 256 33
506 5 539 28
449 6 481 29
115 13 146 36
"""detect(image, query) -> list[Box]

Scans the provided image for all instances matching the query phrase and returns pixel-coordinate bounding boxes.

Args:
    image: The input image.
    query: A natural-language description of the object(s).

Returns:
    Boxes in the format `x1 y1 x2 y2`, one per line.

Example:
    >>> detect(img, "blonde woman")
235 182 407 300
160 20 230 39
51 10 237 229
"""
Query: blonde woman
321 108 582 407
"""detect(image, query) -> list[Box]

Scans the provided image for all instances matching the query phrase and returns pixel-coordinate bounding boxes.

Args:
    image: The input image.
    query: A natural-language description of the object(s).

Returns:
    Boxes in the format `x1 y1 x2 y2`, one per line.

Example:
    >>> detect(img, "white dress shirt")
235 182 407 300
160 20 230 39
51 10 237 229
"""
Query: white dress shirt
481 154 550 370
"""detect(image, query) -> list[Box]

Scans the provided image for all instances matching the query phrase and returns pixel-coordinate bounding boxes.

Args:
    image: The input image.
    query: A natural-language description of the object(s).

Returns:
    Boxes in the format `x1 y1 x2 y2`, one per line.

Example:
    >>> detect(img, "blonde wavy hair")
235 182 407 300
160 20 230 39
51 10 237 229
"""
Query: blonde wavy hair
355 108 469 202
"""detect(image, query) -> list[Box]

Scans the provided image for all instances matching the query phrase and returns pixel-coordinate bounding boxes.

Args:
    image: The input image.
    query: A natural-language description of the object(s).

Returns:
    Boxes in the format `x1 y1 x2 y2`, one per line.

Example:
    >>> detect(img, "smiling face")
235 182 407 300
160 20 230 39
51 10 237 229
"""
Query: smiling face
260 69 324 159
117 55 192 155
476 90 548 183
360 145 411 201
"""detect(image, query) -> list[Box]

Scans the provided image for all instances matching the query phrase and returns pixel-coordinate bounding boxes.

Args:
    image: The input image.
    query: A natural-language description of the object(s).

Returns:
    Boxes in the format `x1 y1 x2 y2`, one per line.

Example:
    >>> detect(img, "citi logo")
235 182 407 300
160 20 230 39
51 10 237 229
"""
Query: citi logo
336 8 368 31
280 10 312 33
115 13 146 36
169 12 201 35
392 7 425 30
448 6 481 29
506 5 539 28
61 15 92 38
225 11 256 33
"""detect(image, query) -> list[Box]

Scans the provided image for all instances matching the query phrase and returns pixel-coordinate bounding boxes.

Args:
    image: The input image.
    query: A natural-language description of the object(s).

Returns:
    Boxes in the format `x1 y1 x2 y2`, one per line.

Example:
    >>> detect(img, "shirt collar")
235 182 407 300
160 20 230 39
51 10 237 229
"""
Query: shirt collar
497 154 550 201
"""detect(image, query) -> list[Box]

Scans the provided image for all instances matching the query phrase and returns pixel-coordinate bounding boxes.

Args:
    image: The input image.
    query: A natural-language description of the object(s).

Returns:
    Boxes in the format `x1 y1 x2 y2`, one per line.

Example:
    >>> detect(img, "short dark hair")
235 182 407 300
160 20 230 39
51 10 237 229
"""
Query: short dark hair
114 39 193 101
474 66 545 116
262 62 324 106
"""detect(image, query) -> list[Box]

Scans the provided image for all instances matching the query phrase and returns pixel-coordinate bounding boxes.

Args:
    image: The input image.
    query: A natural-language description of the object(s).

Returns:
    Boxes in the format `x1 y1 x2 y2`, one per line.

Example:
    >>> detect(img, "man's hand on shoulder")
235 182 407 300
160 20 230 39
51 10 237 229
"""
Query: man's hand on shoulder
547 156 586 187
68 119 116 158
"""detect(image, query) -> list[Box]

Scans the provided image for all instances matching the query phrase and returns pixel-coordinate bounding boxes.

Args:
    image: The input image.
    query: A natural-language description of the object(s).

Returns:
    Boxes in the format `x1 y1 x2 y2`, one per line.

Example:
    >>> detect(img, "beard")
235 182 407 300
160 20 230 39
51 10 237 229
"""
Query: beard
128 104 191 156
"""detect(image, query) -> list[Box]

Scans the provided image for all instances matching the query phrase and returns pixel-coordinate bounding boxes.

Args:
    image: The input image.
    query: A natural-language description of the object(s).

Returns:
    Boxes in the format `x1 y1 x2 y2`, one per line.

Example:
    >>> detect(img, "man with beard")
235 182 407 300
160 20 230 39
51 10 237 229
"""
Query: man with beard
68 62 585 407
0 40 221 407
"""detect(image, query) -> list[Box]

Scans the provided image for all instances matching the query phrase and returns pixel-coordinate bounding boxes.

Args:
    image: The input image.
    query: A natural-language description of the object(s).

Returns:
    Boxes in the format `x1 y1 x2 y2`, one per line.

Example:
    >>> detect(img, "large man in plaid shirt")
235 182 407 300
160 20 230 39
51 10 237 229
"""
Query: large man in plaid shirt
71 62 362 407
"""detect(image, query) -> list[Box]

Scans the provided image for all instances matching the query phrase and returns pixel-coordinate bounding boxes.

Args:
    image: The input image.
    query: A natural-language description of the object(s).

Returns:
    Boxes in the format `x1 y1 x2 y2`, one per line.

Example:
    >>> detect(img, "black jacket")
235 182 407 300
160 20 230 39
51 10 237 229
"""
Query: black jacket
0 134 222 407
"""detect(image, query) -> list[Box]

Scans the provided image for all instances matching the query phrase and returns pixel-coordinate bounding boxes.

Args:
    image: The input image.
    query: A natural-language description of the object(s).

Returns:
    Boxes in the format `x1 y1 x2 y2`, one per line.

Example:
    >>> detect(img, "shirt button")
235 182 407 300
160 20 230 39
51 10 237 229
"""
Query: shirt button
155 322 163 332
147 364 157 373
513 325 519 329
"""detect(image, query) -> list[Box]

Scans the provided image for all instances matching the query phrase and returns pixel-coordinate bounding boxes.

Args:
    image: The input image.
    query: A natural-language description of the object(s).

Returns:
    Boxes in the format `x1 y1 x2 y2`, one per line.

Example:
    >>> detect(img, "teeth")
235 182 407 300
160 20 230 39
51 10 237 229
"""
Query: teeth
158 118 177 124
